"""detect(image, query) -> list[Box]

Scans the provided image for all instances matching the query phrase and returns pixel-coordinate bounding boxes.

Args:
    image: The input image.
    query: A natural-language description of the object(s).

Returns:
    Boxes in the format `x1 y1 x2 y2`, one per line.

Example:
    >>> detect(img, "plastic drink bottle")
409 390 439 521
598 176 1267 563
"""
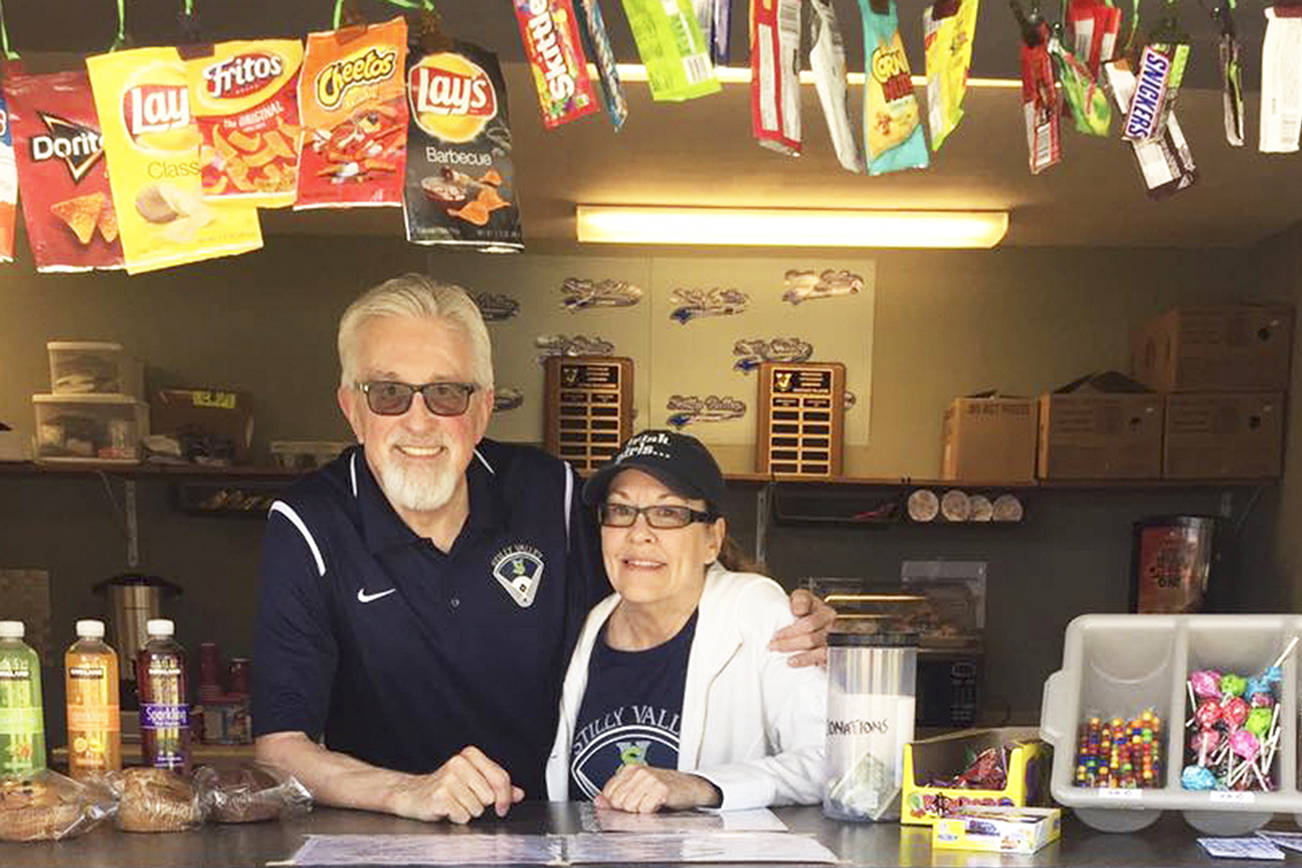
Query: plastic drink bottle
0 620 46 775
136 619 190 773
65 619 121 778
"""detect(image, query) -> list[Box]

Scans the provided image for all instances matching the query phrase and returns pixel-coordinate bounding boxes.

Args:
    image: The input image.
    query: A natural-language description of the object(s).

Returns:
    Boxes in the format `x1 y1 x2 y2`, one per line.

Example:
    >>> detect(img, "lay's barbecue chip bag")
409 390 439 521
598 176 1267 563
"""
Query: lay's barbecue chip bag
296 17 408 210
189 39 304 208
404 43 523 252
4 70 124 271
85 47 263 274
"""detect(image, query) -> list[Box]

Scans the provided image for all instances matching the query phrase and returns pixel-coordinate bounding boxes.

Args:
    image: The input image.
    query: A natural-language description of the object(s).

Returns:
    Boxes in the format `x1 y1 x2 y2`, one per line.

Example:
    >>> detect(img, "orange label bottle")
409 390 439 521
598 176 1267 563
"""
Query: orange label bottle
65 619 121 779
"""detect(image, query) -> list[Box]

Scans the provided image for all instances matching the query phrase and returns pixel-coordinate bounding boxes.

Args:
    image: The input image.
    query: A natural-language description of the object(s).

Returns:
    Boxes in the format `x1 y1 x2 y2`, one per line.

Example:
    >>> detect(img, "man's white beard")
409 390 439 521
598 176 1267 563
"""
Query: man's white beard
378 458 459 513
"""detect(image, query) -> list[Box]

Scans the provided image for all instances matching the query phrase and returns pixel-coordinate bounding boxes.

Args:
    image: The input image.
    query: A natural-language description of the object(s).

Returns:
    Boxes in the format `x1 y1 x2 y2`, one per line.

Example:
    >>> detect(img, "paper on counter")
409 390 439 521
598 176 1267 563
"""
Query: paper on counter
288 834 564 865
1256 831 1302 854
578 804 788 833
1198 837 1285 860
565 832 838 863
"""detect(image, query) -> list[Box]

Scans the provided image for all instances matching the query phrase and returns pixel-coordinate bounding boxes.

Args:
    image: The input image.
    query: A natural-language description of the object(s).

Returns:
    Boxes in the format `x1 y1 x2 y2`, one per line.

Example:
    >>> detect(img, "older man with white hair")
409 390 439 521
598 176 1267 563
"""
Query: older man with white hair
252 274 834 824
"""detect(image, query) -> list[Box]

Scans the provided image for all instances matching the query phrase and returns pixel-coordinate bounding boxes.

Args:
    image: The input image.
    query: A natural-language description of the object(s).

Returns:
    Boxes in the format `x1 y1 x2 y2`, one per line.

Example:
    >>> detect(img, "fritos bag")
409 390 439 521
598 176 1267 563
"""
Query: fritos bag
0 85 16 264
85 47 263 275
189 39 304 208
296 17 408 210
404 43 523 251
4 71 124 272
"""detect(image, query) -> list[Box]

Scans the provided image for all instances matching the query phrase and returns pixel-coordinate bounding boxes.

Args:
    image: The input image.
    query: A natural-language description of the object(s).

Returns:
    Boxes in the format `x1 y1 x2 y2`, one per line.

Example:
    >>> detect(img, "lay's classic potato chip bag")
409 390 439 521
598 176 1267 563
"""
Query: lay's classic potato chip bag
85 47 263 274
189 39 304 208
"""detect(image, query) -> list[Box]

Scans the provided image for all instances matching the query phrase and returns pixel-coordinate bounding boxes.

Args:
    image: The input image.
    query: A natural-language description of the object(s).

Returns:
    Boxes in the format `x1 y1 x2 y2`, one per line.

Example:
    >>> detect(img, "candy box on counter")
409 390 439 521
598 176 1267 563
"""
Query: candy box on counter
932 806 1061 854
33 393 148 463
901 727 1051 825
47 340 143 398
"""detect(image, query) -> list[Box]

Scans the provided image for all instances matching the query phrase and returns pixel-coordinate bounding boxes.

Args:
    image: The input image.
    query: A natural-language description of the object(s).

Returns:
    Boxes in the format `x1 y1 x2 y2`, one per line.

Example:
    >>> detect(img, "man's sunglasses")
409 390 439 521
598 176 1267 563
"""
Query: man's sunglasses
598 502 718 529
358 381 477 416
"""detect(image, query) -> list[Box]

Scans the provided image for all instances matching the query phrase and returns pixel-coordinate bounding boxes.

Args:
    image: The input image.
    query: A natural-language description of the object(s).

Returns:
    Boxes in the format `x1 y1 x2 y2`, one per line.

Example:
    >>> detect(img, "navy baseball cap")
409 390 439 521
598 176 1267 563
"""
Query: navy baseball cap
582 429 726 512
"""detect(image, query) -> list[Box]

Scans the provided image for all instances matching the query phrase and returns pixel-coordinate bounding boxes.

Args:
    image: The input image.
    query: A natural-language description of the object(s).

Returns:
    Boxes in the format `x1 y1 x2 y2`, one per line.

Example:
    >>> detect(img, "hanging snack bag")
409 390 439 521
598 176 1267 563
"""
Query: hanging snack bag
189 39 304 208
1103 59 1196 197
1048 35 1111 136
85 47 263 275
296 17 408 210
404 44 523 252
857 0 929 175
924 0 979 151
751 0 802 155
1019 20 1060 174
512 0 599 130
574 0 628 129
1260 6 1302 153
809 0 863 172
693 0 732 63
621 0 721 101
4 71 124 271
0 86 16 264
1121 42 1188 142
1214 7 1243 147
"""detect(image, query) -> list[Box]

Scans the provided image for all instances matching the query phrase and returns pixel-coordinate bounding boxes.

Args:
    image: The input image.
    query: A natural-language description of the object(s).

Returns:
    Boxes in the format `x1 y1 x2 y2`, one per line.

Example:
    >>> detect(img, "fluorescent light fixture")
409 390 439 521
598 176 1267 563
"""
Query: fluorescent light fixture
575 206 1010 249
590 63 1022 90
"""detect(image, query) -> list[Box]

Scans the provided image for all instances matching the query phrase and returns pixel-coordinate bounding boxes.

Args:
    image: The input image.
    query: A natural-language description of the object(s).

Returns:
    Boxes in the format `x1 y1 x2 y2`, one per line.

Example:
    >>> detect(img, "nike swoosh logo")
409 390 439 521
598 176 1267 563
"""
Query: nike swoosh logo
356 588 397 603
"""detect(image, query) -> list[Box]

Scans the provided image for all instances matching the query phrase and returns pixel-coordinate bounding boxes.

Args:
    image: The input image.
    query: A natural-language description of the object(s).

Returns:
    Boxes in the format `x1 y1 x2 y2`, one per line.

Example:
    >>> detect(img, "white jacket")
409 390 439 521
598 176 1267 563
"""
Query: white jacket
546 564 827 810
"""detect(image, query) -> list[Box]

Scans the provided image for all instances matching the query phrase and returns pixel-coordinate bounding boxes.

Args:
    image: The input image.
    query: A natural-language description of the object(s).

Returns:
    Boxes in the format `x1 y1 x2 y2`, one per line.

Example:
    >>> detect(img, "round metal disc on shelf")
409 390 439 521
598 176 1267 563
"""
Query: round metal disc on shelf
940 489 971 522
969 494 993 521
993 493 1024 522
907 489 939 522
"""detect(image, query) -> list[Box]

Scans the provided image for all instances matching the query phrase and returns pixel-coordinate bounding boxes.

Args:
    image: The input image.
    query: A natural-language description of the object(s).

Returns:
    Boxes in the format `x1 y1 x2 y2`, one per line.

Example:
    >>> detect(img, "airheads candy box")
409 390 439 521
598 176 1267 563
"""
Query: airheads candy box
403 44 522 252
189 39 304 208
4 70 124 272
901 727 1051 826
85 46 263 274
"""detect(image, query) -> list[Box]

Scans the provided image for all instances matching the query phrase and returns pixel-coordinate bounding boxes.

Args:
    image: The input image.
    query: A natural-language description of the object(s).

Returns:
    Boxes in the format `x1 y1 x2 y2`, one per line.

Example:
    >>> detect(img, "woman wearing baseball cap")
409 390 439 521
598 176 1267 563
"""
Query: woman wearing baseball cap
544 430 826 812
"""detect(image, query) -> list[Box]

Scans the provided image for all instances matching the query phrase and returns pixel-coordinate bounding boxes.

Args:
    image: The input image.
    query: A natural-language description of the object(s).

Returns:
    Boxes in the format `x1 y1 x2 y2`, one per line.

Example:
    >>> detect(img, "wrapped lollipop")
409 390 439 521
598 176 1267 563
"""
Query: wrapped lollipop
1219 673 1248 698
1189 669 1222 700
1245 707 1273 740
1182 765 1216 790
1222 696 1250 731
1229 729 1268 789
1193 699 1222 731
1189 729 1219 767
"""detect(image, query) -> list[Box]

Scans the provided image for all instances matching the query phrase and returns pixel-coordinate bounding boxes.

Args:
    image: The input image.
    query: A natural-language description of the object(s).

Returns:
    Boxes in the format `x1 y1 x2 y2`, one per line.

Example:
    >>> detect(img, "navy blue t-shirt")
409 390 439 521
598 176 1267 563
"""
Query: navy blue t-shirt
568 611 698 801
252 441 608 800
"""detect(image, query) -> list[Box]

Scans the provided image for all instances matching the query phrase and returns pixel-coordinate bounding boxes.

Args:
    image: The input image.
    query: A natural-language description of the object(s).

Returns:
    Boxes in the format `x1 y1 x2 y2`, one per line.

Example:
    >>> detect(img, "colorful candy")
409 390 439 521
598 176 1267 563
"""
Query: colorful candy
1190 669 1222 699
1182 765 1216 790
1219 673 1247 698
1245 707 1273 739
1222 696 1250 730
1074 709 1163 789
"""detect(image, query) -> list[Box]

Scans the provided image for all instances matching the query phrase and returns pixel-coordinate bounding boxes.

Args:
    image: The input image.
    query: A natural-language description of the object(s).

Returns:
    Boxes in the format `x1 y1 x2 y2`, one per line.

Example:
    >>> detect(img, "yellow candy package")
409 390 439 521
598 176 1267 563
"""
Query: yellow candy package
85 47 263 274
924 0 979 151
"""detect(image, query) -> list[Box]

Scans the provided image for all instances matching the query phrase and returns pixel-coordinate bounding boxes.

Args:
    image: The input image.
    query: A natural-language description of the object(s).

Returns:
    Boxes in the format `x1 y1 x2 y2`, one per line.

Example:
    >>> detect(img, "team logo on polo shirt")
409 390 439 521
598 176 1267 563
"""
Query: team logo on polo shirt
490 544 544 607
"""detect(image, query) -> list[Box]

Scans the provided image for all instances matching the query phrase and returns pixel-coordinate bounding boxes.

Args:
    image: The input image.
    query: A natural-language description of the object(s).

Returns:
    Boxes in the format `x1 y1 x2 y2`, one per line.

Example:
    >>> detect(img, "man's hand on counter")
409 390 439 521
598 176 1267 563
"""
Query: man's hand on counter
594 765 721 814
770 588 835 668
390 746 525 824
255 733 523 824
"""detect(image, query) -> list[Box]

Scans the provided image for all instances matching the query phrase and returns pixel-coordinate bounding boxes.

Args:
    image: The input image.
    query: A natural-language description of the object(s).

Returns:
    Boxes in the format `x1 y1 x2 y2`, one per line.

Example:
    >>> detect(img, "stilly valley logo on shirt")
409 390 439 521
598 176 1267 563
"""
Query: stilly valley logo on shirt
490 544 544 607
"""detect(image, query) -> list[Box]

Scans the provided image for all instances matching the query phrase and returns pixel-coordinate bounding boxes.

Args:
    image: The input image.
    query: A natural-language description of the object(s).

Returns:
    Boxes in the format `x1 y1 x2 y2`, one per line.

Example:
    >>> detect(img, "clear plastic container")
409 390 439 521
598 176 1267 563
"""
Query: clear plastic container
824 630 918 822
32 393 149 464
47 341 143 398
1040 614 1299 835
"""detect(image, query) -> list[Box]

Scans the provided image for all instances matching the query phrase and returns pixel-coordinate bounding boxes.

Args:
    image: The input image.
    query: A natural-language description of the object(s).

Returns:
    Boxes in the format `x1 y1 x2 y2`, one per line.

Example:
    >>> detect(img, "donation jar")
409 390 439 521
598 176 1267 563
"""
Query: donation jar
824 630 917 822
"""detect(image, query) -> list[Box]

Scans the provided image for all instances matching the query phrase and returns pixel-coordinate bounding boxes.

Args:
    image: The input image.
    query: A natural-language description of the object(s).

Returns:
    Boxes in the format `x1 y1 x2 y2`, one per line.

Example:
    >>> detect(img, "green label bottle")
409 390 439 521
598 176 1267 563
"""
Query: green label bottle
0 621 47 775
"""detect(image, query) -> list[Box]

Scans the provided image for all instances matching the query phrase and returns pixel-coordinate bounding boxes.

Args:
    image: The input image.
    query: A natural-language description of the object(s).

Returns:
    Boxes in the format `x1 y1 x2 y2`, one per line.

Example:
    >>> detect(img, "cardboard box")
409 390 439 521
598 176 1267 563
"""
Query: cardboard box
1163 392 1284 478
1132 305 1294 393
941 398 1037 482
902 727 1052 826
1038 393 1163 479
151 389 253 465
933 807 1061 854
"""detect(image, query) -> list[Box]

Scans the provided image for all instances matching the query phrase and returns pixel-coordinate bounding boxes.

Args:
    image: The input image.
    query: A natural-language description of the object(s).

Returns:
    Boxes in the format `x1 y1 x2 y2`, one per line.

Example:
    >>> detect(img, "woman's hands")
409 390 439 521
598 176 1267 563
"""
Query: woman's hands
595 765 722 813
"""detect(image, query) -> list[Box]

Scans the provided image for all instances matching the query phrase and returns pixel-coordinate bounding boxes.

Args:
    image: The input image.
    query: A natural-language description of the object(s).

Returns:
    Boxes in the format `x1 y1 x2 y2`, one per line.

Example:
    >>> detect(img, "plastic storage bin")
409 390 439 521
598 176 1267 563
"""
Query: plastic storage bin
1041 614 1299 835
32 394 149 463
47 341 143 398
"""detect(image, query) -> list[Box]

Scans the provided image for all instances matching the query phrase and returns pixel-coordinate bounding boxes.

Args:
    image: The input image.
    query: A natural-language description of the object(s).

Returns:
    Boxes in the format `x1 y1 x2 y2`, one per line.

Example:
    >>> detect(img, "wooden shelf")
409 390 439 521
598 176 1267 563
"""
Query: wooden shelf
0 460 303 480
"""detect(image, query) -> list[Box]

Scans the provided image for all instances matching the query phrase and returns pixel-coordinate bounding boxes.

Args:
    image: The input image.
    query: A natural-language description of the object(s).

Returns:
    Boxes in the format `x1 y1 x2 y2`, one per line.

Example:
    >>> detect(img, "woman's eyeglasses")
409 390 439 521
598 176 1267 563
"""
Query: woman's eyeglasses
358 381 477 416
598 502 717 529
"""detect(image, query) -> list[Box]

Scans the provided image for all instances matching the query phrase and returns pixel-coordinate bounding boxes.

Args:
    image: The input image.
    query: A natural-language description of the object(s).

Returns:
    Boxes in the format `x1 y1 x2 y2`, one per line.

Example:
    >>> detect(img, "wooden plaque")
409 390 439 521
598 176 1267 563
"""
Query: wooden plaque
544 356 635 471
756 361 846 477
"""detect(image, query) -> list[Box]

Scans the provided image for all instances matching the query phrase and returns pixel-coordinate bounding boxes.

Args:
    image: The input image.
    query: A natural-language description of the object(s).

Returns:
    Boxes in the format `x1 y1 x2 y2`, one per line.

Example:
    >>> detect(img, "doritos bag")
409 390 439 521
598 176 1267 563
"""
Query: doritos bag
0 86 15 263
4 71 124 272
85 47 263 274
404 43 523 251
189 39 304 208
296 17 408 210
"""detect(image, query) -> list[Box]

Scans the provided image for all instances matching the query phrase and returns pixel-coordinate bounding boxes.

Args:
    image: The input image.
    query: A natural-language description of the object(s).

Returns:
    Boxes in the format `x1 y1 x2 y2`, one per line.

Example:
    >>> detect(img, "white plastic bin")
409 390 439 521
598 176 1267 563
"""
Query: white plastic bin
47 341 143 398
32 393 149 463
1041 614 1298 835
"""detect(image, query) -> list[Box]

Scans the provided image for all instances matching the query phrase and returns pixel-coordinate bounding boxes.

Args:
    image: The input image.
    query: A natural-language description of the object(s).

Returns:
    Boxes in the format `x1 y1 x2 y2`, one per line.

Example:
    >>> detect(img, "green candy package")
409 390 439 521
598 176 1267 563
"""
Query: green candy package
1048 35 1112 135
621 0 721 101
856 0 929 175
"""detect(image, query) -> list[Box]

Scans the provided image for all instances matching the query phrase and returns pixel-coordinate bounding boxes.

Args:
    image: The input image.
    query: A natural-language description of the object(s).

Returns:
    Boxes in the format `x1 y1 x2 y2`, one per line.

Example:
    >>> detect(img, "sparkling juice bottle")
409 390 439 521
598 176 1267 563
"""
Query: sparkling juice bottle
65 619 121 779
0 620 46 775
136 619 190 773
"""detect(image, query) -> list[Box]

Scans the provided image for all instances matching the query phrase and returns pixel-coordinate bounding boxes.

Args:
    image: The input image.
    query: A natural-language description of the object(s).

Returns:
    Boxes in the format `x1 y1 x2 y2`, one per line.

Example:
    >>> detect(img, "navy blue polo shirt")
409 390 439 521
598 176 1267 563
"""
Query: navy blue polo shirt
252 440 607 800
